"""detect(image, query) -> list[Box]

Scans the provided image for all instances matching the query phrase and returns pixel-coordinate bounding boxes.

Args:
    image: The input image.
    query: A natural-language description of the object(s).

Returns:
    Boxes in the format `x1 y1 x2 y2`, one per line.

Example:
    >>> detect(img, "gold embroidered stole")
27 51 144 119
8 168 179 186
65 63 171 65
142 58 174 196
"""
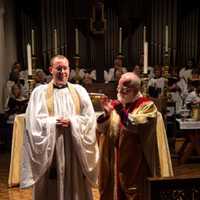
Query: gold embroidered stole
46 81 80 115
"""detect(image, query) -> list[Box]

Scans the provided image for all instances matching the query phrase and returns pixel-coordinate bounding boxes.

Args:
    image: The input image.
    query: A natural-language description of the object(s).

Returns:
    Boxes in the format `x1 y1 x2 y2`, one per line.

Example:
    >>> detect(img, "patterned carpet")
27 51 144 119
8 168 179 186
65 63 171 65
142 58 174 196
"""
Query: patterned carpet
0 153 99 200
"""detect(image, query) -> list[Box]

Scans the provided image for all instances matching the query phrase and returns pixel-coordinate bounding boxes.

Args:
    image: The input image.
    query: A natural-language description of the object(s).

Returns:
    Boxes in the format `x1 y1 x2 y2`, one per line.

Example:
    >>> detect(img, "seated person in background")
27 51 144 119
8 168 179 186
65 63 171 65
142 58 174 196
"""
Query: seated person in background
132 64 142 77
5 83 28 123
12 61 28 82
69 58 86 83
69 67 86 83
185 81 200 107
82 68 96 85
147 66 155 79
167 68 183 114
179 59 195 82
104 57 127 83
12 62 29 97
34 69 47 87
5 68 28 107
176 72 188 100
148 66 166 98
6 67 21 96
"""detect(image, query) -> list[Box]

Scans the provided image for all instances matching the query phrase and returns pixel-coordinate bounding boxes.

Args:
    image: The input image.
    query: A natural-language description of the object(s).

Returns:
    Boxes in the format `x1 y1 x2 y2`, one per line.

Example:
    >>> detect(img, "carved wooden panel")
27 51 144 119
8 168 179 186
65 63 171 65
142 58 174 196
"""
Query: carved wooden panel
148 176 200 200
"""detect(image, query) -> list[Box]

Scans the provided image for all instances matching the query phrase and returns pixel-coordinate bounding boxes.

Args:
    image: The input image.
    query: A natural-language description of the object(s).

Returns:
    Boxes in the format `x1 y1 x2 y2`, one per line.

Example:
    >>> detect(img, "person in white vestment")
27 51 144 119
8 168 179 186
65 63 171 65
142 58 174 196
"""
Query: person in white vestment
148 66 167 97
20 55 99 200
104 57 127 83
179 59 194 82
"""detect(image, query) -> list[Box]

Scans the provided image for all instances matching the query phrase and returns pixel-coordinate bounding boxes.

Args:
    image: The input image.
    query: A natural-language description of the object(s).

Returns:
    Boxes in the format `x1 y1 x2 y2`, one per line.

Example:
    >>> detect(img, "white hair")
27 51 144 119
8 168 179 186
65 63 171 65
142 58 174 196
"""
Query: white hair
120 72 141 91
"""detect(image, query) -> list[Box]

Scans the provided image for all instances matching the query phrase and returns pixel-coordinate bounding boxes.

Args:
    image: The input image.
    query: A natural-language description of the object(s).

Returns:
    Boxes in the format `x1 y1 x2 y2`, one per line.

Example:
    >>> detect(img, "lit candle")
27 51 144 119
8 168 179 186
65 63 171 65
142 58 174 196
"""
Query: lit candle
119 27 122 54
144 42 148 74
31 29 35 56
165 25 168 52
75 28 79 55
54 29 58 55
27 43 32 76
143 26 146 43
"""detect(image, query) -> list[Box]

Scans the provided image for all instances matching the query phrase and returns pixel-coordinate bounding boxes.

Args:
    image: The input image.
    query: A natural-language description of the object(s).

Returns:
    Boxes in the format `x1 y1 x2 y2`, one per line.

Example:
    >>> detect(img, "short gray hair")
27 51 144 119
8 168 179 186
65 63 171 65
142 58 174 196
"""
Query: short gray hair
50 55 68 66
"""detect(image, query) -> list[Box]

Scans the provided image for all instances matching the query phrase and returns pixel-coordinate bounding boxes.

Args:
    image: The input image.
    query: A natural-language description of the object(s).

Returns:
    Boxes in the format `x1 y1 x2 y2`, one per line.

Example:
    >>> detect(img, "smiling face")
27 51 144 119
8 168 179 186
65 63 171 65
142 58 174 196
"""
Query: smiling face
49 56 70 86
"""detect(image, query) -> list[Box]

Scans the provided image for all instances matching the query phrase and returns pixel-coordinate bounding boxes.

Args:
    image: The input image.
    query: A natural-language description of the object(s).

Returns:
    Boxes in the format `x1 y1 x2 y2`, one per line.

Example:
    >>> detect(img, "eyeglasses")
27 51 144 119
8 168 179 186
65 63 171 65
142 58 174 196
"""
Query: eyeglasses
53 65 69 72
117 86 132 94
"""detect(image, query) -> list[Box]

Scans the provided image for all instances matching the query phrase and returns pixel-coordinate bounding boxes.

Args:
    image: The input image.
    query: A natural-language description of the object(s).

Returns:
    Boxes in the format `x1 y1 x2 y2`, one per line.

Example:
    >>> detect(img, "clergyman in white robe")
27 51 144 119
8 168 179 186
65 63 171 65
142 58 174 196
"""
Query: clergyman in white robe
20 81 99 200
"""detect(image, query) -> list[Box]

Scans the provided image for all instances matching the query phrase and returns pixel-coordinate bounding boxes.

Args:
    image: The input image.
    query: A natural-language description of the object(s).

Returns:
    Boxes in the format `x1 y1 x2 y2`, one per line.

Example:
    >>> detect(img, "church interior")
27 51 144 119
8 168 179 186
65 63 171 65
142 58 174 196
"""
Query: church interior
1 0 200 199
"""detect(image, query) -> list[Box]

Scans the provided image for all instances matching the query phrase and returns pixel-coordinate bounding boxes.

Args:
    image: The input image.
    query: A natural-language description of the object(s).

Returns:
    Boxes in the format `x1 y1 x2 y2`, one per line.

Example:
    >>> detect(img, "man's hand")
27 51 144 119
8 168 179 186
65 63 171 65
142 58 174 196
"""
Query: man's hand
56 117 71 128
99 95 114 116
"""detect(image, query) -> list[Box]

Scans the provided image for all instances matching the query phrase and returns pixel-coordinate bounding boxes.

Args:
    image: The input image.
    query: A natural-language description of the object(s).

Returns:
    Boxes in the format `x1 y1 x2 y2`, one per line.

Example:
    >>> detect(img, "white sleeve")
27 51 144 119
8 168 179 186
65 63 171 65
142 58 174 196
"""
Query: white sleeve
20 86 57 188
68 85 99 187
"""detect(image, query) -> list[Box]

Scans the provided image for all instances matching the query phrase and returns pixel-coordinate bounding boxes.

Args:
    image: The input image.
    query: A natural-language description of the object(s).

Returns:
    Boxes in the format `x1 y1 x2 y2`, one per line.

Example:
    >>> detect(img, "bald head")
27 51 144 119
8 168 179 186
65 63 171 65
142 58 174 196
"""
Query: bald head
119 72 141 92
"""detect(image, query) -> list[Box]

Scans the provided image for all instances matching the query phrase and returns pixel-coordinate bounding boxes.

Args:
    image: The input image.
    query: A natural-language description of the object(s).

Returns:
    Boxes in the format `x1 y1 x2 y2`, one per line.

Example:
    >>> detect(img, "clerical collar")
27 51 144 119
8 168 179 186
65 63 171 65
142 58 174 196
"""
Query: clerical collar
53 83 68 89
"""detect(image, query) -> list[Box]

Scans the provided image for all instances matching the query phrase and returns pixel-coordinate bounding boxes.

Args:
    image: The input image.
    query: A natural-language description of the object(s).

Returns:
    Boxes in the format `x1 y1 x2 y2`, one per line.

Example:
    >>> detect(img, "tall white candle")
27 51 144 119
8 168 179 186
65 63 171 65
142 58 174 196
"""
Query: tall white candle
119 27 122 54
143 26 146 43
27 43 32 76
75 28 79 55
31 29 35 56
144 42 148 74
165 25 168 52
54 29 58 55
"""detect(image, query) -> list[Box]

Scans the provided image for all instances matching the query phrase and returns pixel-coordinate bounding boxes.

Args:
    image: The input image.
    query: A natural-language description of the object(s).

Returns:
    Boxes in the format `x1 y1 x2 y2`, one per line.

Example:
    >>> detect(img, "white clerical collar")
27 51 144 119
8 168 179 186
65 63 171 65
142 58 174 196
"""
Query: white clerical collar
52 80 68 89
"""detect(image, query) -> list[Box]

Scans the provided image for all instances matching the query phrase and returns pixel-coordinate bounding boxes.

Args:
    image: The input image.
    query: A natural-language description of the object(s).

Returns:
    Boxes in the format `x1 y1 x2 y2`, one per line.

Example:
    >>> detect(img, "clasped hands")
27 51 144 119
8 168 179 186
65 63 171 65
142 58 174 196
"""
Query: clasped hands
56 117 71 128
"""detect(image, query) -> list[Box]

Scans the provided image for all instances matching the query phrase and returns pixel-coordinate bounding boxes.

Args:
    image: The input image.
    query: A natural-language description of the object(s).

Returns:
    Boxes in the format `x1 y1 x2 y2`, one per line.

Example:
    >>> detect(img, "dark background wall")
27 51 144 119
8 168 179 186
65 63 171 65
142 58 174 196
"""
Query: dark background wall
14 0 200 79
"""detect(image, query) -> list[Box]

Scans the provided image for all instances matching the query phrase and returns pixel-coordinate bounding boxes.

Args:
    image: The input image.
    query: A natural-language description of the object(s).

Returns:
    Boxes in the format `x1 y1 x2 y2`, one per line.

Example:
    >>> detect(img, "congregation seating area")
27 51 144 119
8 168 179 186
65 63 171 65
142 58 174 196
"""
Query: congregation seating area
1 81 200 162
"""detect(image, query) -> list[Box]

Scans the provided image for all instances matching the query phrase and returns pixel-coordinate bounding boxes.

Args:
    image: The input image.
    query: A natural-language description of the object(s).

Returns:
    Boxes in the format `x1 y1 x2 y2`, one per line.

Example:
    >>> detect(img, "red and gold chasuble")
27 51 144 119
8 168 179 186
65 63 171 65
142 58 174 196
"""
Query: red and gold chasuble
98 96 173 200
